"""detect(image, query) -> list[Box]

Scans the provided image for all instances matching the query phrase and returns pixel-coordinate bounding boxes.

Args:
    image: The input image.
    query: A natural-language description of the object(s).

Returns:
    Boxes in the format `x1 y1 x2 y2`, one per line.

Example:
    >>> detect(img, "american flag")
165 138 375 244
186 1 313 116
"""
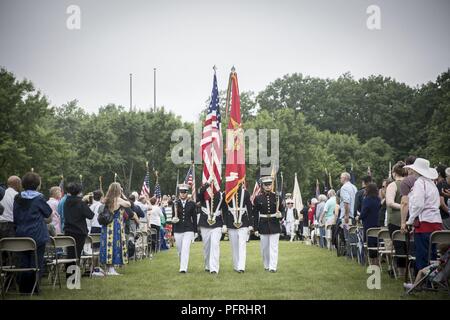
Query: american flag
184 165 196 201
315 179 320 198
201 70 222 200
140 167 150 197
154 182 161 200
184 166 193 186
250 180 261 205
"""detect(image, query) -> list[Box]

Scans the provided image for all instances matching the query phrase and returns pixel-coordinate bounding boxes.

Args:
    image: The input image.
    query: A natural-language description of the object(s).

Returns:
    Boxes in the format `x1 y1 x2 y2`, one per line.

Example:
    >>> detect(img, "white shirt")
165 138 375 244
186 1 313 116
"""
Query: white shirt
136 201 149 222
0 187 18 223
286 208 295 222
407 176 442 225
148 206 162 227
87 200 102 230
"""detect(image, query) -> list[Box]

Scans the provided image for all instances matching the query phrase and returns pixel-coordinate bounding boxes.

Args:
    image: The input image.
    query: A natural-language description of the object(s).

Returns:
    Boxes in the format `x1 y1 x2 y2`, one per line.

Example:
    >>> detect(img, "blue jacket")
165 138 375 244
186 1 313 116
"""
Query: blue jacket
360 196 380 232
13 191 52 246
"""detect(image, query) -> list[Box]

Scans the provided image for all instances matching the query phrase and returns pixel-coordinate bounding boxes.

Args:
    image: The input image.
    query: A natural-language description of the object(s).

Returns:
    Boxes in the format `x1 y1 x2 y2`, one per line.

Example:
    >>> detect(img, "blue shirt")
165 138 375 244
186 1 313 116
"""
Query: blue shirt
339 181 357 219
58 194 68 230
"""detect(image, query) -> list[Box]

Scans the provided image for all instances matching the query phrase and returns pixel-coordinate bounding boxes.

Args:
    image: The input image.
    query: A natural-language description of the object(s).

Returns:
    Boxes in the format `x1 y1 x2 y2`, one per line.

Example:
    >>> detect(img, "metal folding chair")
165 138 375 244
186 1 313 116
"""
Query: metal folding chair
150 228 160 254
47 236 78 289
0 237 40 298
365 227 381 265
428 230 450 265
348 226 358 261
377 229 392 272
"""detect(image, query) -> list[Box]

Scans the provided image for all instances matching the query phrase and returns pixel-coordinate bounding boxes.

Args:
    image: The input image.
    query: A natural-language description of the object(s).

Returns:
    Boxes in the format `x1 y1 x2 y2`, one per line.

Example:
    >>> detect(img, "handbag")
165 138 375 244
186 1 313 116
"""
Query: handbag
97 204 114 226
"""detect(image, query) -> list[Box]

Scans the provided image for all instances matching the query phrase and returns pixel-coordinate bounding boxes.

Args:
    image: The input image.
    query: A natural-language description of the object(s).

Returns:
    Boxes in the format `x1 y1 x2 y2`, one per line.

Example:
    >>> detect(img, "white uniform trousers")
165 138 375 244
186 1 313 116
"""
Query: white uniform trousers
174 231 194 272
200 226 222 273
260 233 280 271
285 221 295 236
228 227 248 271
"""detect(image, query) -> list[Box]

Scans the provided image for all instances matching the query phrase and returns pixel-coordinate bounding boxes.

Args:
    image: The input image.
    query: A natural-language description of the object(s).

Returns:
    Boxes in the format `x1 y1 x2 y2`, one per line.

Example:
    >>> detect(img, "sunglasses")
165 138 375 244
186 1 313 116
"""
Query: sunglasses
179 190 187 194
263 183 272 186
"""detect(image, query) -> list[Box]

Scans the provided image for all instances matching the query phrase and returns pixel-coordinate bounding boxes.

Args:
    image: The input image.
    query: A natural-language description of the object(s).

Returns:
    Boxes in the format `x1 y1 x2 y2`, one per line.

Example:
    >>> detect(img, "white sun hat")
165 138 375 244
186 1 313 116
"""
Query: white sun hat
404 158 438 180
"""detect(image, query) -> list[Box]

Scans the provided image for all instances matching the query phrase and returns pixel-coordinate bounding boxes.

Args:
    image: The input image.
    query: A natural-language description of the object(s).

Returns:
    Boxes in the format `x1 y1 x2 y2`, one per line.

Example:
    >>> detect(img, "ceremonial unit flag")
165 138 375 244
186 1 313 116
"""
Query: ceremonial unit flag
225 69 246 204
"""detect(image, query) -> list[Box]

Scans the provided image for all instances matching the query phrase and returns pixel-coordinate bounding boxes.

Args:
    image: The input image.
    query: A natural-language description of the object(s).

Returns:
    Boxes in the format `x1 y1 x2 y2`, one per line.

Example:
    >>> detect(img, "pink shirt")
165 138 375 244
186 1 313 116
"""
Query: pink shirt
47 198 62 234
407 176 442 226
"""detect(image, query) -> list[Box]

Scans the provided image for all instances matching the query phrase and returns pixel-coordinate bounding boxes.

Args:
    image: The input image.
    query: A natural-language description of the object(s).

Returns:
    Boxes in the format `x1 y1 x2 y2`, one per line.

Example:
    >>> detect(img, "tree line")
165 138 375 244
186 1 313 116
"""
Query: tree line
1 67 448 199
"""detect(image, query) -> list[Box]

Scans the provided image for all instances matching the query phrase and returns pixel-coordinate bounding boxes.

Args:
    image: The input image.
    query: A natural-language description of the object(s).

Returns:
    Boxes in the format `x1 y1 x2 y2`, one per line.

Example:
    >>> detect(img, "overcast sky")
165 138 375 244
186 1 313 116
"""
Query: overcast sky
1 0 449 122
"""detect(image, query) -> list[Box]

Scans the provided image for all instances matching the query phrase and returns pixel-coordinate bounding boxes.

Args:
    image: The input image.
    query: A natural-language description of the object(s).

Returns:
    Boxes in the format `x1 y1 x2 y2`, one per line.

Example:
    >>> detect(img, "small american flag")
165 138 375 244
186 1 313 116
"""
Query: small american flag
250 180 261 205
184 166 193 186
140 168 150 197
154 182 161 200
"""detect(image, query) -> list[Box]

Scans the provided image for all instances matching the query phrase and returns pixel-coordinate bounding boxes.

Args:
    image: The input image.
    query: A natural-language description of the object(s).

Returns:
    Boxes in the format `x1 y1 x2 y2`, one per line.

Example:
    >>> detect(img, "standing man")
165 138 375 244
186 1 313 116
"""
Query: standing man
254 176 285 272
172 184 198 273
197 179 227 274
284 199 299 242
338 172 357 257
0 176 21 240
223 184 253 273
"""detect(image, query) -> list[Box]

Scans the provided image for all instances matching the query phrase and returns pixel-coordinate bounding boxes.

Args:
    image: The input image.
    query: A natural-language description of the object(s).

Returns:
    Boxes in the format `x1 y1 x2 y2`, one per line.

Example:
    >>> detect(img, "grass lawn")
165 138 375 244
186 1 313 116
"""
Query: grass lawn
19 240 450 300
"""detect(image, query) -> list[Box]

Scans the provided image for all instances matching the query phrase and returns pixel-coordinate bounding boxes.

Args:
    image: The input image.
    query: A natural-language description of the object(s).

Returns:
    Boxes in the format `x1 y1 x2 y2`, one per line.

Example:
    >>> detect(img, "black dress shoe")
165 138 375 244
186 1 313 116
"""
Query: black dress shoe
210 271 217 274
205 269 210 272
238 270 245 273
264 268 269 271
269 269 276 273
180 270 186 273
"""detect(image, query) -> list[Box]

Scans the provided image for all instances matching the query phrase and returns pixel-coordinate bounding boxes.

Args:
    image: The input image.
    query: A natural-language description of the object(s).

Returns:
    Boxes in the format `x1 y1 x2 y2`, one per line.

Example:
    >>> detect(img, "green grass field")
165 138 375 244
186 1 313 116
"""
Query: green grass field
22 240 450 300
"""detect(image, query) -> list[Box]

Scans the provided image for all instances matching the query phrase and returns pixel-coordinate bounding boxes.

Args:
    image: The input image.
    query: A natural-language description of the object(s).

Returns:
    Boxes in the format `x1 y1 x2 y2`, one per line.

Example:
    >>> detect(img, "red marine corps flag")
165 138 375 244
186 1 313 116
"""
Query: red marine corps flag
225 67 246 204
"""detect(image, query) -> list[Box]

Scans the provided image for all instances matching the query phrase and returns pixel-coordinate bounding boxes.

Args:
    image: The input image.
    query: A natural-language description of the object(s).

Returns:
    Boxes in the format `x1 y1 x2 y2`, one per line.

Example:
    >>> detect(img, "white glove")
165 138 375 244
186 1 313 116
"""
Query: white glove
172 217 179 224
294 220 300 226
248 226 254 232
275 211 282 219
254 231 260 237
194 233 198 239
222 225 228 234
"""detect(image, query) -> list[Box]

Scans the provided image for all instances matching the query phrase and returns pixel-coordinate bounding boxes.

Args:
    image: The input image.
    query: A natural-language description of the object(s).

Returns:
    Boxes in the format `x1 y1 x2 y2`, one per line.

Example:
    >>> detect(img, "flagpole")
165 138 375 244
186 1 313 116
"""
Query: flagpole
153 68 157 112
129 73 133 112
176 168 179 196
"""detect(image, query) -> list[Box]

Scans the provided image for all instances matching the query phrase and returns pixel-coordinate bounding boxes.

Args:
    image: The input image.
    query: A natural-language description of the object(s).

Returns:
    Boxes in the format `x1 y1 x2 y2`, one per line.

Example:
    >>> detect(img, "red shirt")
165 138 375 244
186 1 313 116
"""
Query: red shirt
308 207 315 224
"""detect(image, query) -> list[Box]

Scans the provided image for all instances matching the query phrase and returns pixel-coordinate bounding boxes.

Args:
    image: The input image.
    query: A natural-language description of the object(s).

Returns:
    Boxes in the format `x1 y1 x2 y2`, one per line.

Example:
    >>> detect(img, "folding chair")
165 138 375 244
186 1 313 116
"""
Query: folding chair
428 230 450 265
365 227 381 266
391 230 415 282
0 237 40 298
348 226 358 261
150 228 159 254
325 225 333 250
80 234 101 277
47 236 78 289
377 229 392 272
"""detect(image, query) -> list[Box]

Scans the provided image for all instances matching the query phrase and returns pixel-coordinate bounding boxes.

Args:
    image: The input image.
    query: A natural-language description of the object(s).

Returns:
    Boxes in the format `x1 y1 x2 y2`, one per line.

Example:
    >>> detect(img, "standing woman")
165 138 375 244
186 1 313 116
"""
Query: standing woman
100 182 131 276
63 182 95 271
13 172 52 293
359 183 381 265
405 158 443 271
386 161 408 277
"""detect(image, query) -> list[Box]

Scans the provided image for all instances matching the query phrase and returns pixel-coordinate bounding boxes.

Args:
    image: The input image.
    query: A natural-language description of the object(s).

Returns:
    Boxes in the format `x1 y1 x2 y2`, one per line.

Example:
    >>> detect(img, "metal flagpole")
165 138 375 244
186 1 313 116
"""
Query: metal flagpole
130 73 133 112
154 68 156 112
